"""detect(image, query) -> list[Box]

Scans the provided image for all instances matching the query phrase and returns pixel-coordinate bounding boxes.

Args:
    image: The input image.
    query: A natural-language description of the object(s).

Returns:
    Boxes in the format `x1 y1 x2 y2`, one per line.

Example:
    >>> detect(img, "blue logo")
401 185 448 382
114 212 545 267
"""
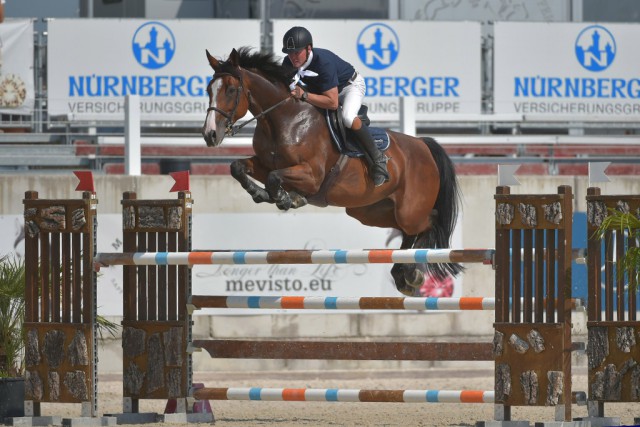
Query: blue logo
132 21 176 69
357 23 399 70
575 25 616 72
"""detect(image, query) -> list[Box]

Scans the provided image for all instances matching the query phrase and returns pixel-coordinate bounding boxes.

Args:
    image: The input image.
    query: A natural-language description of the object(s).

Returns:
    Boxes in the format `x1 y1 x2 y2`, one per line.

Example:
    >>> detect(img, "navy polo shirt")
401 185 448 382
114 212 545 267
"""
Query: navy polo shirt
283 47 355 94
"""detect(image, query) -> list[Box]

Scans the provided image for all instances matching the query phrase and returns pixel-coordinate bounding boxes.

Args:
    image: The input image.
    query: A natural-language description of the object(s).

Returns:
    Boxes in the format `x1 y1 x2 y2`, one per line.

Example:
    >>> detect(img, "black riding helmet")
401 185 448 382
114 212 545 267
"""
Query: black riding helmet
282 26 313 53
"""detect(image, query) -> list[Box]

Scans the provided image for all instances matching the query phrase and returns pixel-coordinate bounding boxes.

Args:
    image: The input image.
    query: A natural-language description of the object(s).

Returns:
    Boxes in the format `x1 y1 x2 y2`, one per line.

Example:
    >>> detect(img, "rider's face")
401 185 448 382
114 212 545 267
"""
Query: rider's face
287 46 309 68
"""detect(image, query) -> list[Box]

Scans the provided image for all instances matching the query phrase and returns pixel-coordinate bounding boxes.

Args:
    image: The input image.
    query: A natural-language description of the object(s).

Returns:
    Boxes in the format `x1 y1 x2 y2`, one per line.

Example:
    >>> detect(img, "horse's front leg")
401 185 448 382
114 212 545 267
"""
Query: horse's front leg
266 165 317 211
230 157 273 204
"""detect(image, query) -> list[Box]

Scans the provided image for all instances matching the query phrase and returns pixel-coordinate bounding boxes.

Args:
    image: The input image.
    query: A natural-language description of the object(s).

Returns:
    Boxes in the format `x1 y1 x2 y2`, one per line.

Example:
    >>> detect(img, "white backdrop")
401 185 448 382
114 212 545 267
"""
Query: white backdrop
494 22 640 119
47 19 260 121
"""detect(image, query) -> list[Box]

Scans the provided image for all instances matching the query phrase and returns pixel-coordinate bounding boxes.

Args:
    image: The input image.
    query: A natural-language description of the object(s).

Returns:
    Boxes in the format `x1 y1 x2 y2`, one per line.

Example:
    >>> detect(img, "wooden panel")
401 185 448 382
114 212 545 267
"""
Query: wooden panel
587 322 640 403
121 321 188 400
194 340 494 361
24 323 94 404
494 323 566 407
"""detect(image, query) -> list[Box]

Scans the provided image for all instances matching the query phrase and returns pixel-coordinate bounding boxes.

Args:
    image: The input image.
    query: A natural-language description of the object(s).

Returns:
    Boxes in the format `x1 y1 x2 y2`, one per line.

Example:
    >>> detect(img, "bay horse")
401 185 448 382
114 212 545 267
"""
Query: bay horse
201 47 462 296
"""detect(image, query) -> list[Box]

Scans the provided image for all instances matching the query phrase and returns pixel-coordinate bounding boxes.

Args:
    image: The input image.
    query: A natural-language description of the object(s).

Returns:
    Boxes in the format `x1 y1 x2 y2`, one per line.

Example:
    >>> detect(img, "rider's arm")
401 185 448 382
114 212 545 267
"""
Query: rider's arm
306 86 338 110
293 86 338 110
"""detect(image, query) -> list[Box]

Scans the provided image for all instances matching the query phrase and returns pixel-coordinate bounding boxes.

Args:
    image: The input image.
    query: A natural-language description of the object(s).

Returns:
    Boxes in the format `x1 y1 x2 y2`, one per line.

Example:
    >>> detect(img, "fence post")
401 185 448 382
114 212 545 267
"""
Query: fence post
125 95 141 176
399 97 416 137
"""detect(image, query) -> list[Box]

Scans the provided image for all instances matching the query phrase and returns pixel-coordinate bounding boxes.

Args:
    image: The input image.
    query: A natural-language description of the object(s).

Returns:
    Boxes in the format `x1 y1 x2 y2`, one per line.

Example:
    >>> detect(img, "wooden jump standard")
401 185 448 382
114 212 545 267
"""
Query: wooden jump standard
585 187 640 422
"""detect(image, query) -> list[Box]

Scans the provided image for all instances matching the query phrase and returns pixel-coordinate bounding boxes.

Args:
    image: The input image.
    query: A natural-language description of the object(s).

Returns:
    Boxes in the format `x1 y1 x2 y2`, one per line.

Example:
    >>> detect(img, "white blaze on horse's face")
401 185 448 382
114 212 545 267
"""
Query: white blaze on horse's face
202 78 226 147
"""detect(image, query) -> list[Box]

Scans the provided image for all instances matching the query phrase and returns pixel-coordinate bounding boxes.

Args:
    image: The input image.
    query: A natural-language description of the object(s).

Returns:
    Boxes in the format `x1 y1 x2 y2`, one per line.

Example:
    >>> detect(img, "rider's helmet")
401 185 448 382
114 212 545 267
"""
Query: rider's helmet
282 27 313 53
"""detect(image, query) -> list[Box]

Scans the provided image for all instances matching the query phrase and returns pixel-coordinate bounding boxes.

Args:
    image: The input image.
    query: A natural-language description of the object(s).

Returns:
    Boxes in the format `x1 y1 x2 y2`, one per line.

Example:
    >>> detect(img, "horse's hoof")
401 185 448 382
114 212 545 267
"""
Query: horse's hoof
405 269 425 289
289 192 308 209
249 189 270 204
276 197 292 211
396 284 418 297
253 195 271 204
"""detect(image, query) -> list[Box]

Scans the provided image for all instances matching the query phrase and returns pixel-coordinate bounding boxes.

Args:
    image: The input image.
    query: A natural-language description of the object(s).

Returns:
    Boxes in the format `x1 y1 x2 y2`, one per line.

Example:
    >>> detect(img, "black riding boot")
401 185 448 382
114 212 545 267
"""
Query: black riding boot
352 126 389 187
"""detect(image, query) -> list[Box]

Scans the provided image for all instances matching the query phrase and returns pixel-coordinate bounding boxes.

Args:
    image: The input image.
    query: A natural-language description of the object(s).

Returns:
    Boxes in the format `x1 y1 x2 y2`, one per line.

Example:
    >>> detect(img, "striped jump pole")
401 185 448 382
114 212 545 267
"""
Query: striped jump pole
94 248 495 268
192 387 495 404
187 296 495 312
187 296 582 313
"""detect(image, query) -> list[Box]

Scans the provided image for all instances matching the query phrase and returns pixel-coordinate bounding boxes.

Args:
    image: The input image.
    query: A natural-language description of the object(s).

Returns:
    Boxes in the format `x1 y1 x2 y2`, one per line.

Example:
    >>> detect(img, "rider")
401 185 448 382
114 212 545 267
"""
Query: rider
281 26 390 187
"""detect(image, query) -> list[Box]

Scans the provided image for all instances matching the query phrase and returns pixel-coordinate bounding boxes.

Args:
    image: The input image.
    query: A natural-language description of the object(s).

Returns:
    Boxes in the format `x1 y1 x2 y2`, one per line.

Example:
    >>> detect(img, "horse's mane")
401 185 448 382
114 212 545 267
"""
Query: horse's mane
220 46 296 88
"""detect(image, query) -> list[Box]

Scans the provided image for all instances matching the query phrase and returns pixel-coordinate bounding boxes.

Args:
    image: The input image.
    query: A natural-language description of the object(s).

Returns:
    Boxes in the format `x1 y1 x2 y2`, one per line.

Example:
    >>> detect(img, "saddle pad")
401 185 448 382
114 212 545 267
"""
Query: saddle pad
327 125 391 158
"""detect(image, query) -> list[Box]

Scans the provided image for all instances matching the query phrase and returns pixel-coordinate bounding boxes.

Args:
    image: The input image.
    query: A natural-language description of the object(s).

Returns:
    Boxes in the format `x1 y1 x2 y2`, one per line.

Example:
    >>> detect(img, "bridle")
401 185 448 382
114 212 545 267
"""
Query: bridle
207 70 292 137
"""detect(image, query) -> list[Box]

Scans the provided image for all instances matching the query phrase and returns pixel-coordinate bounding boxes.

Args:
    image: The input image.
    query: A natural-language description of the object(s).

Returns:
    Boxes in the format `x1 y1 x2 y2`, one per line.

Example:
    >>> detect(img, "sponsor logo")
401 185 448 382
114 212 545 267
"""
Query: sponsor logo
357 23 399 71
132 21 176 69
575 25 616 72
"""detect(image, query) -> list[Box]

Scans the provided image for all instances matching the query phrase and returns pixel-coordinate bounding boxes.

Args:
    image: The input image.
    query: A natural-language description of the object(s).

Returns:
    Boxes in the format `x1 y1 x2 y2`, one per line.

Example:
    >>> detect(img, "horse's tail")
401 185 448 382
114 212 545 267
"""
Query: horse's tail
421 137 464 279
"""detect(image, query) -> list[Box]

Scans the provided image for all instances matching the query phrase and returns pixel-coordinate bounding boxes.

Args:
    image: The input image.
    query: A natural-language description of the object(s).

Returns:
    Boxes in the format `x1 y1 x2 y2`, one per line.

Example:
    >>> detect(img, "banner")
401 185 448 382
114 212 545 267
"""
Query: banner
0 20 35 115
400 1 568 22
494 22 640 119
273 20 482 121
47 19 260 121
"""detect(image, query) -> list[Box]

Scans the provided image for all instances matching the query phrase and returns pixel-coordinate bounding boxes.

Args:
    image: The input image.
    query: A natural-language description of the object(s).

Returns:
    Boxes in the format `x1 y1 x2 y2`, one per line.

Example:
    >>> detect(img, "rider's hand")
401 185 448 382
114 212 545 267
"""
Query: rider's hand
291 86 308 101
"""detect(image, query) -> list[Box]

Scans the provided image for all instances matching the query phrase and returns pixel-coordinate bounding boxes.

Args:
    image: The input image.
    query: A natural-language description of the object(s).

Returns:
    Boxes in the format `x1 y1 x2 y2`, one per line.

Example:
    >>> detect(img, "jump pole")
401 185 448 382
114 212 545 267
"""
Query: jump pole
94 248 495 267
187 296 583 312
192 388 495 403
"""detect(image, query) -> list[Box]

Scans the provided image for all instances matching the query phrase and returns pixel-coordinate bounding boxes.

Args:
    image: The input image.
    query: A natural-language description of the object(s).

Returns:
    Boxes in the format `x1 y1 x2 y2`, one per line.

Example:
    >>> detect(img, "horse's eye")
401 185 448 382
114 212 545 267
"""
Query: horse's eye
226 86 237 96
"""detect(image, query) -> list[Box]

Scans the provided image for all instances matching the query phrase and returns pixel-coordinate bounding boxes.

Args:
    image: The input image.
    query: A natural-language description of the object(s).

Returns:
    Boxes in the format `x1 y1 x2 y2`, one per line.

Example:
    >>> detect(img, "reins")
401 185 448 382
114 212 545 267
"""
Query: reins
207 71 292 137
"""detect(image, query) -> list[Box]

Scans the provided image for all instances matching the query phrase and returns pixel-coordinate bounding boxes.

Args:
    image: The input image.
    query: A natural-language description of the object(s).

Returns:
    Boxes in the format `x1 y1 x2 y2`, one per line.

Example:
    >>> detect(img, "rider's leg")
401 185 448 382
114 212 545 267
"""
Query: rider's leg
350 117 389 187
340 76 389 187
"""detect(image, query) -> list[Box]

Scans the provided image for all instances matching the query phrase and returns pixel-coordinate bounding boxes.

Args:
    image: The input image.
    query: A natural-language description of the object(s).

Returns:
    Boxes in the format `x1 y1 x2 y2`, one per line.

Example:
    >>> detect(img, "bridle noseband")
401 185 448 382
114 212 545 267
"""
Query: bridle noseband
207 70 292 137
207 71 244 136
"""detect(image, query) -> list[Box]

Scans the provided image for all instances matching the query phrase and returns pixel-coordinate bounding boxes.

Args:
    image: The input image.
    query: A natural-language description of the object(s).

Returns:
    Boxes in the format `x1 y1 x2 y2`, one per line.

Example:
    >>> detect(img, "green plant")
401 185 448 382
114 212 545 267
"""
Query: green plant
594 208 640 290
0 254 120 378
0 255 26 377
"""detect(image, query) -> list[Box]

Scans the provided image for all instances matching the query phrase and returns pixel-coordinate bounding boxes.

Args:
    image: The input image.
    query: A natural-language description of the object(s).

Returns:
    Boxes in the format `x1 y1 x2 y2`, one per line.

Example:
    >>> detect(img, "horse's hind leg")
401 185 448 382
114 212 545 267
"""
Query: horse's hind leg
391 233 425 296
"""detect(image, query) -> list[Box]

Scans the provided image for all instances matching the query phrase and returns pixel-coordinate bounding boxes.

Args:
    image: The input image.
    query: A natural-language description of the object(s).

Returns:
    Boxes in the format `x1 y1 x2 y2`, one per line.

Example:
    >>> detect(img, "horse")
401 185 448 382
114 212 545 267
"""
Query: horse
201 47 463 296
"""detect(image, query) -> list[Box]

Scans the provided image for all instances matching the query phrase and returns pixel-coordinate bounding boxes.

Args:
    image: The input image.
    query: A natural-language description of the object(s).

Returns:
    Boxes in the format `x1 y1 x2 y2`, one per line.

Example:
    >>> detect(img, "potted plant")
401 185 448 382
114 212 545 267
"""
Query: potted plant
594 208 640 287
0 254 119 421
0 254 26 420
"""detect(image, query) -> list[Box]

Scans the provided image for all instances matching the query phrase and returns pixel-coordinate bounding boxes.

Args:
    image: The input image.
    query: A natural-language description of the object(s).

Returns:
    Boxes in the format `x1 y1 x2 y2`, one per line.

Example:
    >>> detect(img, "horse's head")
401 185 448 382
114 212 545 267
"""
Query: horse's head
202 49 250 147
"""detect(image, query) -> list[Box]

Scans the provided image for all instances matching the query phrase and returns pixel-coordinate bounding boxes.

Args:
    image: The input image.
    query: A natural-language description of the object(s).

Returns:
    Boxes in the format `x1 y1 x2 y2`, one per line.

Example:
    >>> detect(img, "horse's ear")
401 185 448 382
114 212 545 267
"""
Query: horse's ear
229 48 240 67
206 49 219 70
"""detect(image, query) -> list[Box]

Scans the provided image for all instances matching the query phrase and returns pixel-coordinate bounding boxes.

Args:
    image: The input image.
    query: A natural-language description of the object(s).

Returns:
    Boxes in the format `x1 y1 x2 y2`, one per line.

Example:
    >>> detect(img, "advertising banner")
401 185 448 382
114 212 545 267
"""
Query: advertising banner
0 20 35 115
273 20 482 121
47 19 260 121
494 22 640 120
400 1 568 22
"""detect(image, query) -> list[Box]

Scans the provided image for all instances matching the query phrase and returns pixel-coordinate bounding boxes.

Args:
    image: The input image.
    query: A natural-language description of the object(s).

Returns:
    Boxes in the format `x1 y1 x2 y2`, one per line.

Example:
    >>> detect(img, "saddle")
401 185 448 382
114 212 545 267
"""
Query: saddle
324 105 390 157
307 106 391 208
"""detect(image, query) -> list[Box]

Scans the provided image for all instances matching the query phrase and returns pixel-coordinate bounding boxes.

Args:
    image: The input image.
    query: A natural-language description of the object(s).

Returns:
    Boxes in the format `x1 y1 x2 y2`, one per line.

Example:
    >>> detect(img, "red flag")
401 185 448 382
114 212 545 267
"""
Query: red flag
170 170 190 192
73 171 95 192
